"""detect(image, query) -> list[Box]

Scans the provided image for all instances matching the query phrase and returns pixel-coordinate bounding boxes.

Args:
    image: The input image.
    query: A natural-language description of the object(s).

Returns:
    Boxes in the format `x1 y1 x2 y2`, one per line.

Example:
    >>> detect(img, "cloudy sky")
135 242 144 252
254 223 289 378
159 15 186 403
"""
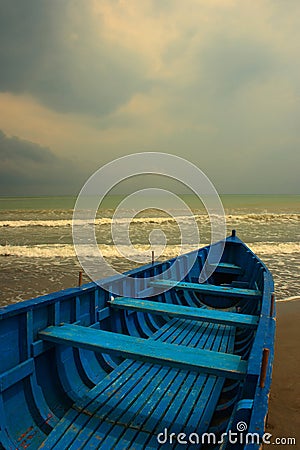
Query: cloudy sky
0 0 299 195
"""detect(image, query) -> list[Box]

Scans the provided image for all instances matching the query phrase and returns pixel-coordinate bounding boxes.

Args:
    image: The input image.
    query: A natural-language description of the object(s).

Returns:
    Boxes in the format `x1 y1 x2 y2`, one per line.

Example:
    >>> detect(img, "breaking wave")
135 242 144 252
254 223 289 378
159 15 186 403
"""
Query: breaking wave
277 296 300 303
0 217 189 228
248 242 300 255
0 213 300 228
0 243 197 259
1 242 299 259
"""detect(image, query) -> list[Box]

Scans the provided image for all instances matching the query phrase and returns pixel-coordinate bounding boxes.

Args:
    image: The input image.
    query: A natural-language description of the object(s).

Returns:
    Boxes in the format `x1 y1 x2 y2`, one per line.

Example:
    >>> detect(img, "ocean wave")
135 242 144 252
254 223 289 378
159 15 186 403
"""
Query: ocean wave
1 241 299 259
0 213 300 228
0 216 188 228
0 219 74 227
276 296 300 303
0 243 198 259
248 242 300 255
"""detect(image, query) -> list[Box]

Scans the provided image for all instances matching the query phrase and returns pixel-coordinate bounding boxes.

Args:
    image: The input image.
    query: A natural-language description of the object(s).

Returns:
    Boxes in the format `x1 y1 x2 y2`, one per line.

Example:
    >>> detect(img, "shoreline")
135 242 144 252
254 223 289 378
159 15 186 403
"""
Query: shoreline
264 299 300 446
276 295 300 303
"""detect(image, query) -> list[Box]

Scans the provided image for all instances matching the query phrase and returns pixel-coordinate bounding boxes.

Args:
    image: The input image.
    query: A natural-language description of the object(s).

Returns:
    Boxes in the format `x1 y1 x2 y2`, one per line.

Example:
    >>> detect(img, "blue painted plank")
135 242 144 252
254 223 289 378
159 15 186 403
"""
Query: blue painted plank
164 341 220 438
144 324 228 448
39 319 192 448
149 280 262 298
39 324 247 379
120 323 205 429
41 360 135 450
0 359 34 392
74 321 202 447
85 367 173 449
178 329 232 437
80 320 213 448
173 326 235 441
40 360 138 449
47 320 202 448
109 298 259 328
40 320 238 449
210 262 243 275
145 325 225 434
67 363 163 449
97 306 110 321
31 340 53 357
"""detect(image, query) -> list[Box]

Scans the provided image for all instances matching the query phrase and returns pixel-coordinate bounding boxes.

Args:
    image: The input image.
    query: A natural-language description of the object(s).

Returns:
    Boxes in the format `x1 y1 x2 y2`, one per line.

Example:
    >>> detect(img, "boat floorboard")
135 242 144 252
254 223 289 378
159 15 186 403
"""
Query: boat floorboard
39 318 236 450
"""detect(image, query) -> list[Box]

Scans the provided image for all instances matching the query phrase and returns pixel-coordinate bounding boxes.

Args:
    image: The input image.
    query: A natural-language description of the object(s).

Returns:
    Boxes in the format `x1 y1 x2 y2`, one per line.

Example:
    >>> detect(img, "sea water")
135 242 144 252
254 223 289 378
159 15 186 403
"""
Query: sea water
0 195 299 306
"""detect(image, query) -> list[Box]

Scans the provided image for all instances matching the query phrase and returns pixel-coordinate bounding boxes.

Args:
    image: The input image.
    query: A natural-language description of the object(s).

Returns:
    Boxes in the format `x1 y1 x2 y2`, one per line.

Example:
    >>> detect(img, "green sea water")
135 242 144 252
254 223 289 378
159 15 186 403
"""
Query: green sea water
0 195 299 213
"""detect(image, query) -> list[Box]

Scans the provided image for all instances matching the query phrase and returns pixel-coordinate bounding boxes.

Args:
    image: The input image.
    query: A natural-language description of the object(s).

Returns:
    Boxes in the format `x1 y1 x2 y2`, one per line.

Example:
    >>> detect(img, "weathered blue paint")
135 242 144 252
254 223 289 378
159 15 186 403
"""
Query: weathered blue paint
210 262 243 275
0 234 275 449
39 323 247 379
109 297 259 327
150 279 262 298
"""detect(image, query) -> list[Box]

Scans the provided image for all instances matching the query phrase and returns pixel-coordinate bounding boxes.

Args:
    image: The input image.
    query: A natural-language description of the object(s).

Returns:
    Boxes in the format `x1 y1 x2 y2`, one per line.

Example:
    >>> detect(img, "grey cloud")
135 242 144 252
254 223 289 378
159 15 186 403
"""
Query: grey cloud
159 31 278 128
0 0 148 116
199 35 276 96
0 130 88 195
0 130 54 163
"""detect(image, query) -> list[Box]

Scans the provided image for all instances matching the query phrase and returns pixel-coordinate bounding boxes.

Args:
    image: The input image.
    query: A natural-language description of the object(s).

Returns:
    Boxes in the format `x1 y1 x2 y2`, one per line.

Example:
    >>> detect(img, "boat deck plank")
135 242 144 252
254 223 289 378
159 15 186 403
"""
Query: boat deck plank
109 297 259 328
39 324 247 378
210 262 243 275
39 317 237 449
149 279 262 298
66 321 201 449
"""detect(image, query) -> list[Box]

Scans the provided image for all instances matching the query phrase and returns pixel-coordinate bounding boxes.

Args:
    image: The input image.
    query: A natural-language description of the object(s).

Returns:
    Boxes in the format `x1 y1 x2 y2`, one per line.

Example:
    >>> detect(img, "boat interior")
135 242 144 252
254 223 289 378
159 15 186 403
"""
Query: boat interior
0 233 275 449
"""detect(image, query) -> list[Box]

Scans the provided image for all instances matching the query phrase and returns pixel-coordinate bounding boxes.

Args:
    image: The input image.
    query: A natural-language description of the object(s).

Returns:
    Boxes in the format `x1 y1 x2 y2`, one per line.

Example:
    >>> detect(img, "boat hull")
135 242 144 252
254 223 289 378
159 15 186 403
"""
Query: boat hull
0 234 275 449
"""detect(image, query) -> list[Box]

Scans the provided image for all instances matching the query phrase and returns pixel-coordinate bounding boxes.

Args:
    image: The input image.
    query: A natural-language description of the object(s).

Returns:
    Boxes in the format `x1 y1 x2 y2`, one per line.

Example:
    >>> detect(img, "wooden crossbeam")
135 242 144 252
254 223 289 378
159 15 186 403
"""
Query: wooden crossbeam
39 324 247 380
149 280 261 299
109 298 259 328
210 262 243 275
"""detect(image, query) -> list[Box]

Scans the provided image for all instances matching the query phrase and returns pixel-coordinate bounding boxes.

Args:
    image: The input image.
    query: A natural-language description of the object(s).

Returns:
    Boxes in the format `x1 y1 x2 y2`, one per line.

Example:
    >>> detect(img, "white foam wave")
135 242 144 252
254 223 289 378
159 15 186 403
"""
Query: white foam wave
247 242 300 255
1 213 299 228
226 213 300 223
0 216 189 228
0 243 199 259
0 219 73 228
1 241 299 259
276 296 300 303
0 244 76 258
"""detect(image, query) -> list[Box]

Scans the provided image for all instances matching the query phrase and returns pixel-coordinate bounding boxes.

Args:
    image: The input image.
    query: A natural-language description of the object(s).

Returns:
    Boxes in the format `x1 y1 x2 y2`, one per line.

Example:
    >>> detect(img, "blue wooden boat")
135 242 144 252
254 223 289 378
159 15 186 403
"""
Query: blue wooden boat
0 231 275 449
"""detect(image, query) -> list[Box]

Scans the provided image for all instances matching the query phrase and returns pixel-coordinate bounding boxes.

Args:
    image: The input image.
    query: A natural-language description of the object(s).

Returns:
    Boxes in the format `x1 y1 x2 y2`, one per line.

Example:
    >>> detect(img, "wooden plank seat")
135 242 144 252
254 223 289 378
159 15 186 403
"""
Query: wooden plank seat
109 297 259 328
209 262 243 275
149 279 262 299
39 319 238 449
39 324 246 379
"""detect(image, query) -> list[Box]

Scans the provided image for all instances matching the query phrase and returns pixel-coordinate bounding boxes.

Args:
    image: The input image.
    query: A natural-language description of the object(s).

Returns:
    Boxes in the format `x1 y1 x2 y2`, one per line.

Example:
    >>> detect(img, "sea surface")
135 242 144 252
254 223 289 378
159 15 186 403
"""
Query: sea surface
0 195 299 307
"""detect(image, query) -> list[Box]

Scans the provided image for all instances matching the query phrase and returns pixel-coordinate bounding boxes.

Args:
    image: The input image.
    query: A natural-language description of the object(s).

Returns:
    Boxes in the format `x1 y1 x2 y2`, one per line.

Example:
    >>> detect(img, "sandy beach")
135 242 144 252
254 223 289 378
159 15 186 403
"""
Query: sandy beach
264 299 300 447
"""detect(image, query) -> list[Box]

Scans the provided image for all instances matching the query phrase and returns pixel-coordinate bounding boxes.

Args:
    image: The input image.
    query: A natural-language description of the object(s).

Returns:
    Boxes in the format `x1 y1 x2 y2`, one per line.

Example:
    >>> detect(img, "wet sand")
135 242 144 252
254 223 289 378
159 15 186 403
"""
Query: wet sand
0 257 84 307
0 256 137 307
265 300 300 446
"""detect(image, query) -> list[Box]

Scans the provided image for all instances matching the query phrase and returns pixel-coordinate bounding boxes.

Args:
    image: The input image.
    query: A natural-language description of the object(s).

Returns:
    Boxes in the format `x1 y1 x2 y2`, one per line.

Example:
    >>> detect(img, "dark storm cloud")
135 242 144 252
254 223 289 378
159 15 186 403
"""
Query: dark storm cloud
0 130 87 195
0 0 299 195
0 0 148 116
0 130 54 163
